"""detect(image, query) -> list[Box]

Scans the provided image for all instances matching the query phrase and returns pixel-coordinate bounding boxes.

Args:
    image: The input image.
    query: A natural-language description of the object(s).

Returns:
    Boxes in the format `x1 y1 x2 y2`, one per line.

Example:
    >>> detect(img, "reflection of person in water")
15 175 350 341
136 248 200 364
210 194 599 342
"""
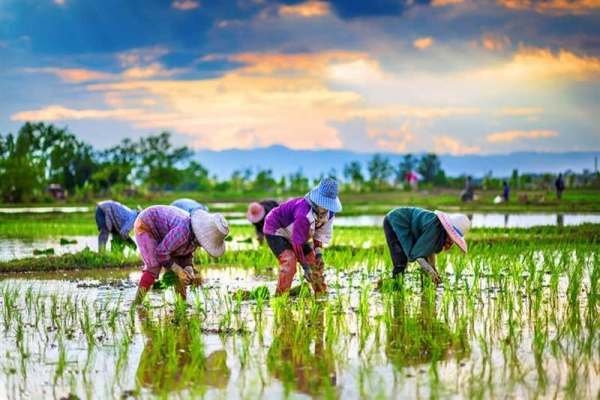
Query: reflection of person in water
267 308 337 398
136 310 230 395
385 290 469 369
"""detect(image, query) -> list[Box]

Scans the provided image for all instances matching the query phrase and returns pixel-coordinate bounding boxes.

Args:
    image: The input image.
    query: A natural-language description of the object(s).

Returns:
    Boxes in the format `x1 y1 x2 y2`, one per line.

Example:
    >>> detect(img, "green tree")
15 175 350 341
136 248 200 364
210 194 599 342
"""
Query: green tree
253 169 277 192
137 132 192 190
417 153 442 184
288 169 310 193
343 161 365 190
367 154 393 189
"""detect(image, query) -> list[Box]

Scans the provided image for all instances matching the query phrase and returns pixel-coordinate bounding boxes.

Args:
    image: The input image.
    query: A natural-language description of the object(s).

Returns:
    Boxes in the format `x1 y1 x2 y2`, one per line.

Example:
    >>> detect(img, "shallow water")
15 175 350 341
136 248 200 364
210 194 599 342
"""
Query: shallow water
0 249 598 400
326 212 600 228
0 206 90 214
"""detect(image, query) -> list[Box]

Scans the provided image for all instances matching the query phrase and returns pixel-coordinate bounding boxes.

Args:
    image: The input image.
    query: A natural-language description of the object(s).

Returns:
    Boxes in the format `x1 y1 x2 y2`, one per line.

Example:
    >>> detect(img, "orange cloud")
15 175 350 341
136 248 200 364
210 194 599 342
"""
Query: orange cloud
473 47 600 83
368 123 416 152
24 67 112 83
117 47 169 68
230 51 368 75
171 0 199 11
11 105 143 121
481 34 511 52
433 135 480 154
486 129 558 143
278 1 330 17
413 37 434 50
497 0 600 15
121 63 184 79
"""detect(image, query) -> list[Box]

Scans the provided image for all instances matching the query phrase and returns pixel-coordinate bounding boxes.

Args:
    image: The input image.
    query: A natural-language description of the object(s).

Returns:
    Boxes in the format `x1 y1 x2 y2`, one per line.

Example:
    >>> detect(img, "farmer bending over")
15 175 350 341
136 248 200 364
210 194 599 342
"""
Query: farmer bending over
133 205 229 304
383 207 470 285
263 178 341 296
170 198 209 214
246 200 279 244
95 200 139 252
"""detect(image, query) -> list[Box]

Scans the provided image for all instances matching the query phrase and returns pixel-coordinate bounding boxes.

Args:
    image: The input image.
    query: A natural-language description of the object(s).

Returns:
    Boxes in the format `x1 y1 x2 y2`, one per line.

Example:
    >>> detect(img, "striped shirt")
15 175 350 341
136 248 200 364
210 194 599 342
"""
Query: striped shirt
136 205 198 267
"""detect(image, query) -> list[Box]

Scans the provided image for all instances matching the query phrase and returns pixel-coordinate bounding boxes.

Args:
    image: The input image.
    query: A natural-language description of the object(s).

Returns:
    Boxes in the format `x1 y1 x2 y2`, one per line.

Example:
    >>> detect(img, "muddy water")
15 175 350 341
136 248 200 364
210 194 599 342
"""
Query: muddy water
0 259 598 400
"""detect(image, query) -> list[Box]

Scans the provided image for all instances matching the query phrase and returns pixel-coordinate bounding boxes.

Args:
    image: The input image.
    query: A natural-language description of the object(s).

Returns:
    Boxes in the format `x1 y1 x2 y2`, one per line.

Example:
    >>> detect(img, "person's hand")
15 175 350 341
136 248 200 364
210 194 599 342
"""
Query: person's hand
315 253 324 267
302 264 313 282
416 258 441 285
183 266 195 280
171 264 191 285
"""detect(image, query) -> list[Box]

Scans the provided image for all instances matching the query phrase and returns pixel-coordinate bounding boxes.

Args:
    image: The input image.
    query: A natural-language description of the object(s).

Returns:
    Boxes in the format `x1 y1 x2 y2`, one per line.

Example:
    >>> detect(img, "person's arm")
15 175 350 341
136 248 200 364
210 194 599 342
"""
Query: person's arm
416 257 441 284
155 225 189 266
291 214 311 265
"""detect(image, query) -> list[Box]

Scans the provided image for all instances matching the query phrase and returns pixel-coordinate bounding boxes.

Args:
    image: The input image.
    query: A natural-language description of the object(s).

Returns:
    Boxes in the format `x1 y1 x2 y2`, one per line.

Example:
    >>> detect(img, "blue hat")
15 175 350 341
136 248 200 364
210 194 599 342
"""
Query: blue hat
306 178 342 213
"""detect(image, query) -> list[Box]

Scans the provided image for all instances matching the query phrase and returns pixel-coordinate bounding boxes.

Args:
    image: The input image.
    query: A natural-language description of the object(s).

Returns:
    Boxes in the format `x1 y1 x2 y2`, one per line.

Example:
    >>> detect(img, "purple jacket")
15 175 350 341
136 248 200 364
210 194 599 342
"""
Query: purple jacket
263 197 334 262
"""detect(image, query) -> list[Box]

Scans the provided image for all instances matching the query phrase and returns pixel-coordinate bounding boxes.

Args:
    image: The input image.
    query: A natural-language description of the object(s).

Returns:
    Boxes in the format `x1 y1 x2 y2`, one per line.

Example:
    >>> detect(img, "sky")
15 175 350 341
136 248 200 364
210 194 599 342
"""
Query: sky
0 0 599 154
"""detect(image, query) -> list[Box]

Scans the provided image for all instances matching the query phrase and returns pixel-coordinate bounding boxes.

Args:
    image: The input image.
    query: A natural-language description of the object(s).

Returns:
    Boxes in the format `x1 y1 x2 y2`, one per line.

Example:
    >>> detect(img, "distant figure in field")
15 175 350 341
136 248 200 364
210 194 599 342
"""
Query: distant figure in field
555 173 565 199
170 198 209 214
460 176 474 202
502 181 510 202
246 200 279 244
405 171 420 191
133 205 229 304
382 207 471 285
95 200 139 252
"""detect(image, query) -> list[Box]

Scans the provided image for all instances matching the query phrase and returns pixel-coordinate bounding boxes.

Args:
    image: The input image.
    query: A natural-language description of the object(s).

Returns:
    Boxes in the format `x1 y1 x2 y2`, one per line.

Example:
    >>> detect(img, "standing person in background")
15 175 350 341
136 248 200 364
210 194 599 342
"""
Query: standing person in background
96 200 139 252
170 198 209 214
263 178 342 296
555 173 565 200
133 205 229 304
502 181 510 202
382 207 471 285
460 176 475 202
246 200 279 244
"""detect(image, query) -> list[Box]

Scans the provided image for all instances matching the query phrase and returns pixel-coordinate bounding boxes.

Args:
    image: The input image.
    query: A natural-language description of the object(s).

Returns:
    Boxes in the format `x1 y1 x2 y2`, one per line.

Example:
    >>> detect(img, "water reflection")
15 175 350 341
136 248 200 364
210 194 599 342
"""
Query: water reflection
136 309 230 395
385 291 469 369
267 307 337 398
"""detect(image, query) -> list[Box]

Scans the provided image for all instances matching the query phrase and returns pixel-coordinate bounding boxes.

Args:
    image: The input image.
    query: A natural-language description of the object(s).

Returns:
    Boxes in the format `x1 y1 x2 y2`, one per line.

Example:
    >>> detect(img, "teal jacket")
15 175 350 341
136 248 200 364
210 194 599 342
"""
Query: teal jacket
386 207 447 262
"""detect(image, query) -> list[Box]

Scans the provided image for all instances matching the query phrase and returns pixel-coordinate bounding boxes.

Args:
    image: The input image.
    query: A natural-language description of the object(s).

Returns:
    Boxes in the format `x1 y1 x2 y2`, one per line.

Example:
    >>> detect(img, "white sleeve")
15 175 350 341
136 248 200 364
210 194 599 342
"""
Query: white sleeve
313 217 334 245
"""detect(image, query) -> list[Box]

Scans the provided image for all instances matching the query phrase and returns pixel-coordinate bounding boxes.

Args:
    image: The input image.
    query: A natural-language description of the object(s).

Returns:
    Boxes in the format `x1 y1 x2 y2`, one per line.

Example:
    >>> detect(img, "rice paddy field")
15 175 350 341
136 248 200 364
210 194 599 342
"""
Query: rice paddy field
0 196 599 399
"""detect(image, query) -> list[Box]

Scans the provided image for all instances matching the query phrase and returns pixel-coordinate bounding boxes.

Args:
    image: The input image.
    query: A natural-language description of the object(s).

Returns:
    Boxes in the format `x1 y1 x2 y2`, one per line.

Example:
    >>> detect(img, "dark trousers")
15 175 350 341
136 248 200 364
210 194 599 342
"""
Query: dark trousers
383 216 408 277
265 235 312 257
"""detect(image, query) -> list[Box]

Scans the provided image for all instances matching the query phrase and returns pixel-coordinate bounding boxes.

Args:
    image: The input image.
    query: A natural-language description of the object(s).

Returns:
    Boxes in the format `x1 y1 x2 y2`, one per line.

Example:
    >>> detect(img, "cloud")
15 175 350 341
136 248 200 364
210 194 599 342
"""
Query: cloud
486 129 558 143
121 63 185 79
23 68 112 83
480 34 511 52
413 37 434 50
278 1 331 17
473 47 600 82
431 0 464 5
433 135 481 154
367 122 416 152
172 0 200 11
230 51 368 75
495 107 544 117
117 47 170 68
53 0 66 5
497 0 600 15
11 105 143 121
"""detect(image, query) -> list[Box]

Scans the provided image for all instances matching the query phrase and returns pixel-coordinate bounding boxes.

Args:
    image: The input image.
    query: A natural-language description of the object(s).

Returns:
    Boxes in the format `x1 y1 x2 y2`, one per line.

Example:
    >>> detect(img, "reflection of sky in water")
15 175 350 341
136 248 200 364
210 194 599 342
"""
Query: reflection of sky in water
0 206 90 213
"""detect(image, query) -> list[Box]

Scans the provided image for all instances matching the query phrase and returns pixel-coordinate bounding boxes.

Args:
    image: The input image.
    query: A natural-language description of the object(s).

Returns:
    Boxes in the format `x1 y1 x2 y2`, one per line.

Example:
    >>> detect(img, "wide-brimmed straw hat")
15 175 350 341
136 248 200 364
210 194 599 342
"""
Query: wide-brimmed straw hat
306 178 342 213
246 202 265 223
191 209 229 257
434 211 471 253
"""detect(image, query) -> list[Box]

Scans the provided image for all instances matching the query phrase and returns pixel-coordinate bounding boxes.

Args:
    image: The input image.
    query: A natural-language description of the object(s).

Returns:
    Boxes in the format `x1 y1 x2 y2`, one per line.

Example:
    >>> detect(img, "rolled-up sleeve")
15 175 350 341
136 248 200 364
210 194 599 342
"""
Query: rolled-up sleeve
155 225 188 266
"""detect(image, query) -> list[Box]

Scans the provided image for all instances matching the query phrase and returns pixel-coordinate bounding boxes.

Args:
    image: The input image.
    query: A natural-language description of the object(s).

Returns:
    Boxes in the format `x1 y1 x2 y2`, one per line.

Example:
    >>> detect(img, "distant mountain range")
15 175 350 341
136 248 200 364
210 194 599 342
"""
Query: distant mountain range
195 145 599 180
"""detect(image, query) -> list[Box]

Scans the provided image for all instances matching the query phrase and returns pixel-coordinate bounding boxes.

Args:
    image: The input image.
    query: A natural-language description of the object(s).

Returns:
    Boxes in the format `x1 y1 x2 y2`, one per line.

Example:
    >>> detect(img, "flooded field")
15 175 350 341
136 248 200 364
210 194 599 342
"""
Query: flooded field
1 242 598 399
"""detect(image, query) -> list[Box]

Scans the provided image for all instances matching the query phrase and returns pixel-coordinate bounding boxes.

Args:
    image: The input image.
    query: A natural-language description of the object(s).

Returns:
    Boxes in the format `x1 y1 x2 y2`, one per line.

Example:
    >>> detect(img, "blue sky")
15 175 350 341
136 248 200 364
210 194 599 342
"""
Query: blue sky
1 0 599 153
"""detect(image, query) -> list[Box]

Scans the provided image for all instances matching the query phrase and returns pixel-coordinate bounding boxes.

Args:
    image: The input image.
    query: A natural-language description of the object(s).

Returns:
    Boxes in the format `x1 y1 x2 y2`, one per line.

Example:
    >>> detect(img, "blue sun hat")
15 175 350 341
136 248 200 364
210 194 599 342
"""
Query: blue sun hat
306 178 342 213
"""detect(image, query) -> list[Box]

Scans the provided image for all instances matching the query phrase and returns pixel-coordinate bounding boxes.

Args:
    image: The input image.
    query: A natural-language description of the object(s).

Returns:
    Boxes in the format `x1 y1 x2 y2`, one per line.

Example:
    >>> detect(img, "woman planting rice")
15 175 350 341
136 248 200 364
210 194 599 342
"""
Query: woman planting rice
263 178 341 296
246 200 279 244
170 198 209 214
133 205 229 304
383 207 471 284
95 200 139 252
